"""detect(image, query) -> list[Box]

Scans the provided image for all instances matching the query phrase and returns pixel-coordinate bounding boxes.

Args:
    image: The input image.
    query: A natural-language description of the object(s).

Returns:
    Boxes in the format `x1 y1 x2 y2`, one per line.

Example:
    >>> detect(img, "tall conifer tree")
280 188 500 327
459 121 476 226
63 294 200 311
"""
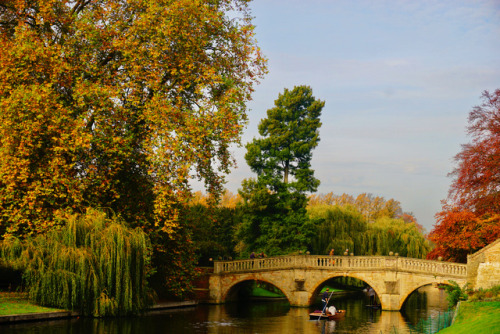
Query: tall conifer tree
238 86 324 255
245 85 324 192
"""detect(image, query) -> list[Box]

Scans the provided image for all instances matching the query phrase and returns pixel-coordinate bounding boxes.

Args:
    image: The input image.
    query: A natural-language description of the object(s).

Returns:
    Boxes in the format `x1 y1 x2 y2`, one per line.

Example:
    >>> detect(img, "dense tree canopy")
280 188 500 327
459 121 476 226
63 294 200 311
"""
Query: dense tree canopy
0 0 266 238
308 204 366 255
0 0 266 301
183 202 242 265
428 208 499 262
236 178 315 256
428 89 500 262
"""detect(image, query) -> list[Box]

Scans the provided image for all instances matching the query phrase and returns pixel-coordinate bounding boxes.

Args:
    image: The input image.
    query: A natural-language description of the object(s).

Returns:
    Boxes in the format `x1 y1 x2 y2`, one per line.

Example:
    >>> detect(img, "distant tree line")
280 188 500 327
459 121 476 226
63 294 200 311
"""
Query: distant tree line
187 190 431 263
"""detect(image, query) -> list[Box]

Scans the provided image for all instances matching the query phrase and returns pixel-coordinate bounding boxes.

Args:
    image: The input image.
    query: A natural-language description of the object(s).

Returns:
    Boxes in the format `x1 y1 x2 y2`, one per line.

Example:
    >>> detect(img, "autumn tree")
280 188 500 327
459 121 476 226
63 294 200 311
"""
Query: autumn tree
237 86 324 255
428 89 500 262
428 208 499 262
0 0 266 297
448 89 500 214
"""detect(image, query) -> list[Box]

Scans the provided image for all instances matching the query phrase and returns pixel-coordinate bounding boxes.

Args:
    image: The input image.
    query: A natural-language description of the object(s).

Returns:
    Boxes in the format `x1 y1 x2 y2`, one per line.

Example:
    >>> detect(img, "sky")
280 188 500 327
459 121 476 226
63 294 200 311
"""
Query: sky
212 0 500 231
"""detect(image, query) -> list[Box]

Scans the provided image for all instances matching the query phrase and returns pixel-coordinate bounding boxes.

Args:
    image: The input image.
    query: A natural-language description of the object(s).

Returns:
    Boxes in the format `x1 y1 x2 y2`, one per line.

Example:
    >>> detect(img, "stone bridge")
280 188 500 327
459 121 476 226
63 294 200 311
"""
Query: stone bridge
208 255 468 311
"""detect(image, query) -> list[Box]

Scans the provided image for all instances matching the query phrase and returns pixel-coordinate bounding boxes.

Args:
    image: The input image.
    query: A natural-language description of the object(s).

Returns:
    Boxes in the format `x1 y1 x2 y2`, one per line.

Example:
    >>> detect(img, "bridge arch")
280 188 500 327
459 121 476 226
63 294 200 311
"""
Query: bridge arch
308 273 383 306
221 275 291 304
398 278 454 310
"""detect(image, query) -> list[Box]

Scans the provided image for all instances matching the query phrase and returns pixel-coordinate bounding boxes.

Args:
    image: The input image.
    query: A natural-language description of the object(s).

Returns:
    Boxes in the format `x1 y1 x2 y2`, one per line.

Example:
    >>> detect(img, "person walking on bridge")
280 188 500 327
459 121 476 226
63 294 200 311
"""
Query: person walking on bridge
329 248 335 265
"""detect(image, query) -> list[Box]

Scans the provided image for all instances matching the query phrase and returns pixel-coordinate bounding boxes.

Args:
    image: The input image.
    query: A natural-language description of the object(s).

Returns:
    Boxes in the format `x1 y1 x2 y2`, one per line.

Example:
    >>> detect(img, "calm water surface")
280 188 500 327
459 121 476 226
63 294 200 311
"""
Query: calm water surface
2 285 449 334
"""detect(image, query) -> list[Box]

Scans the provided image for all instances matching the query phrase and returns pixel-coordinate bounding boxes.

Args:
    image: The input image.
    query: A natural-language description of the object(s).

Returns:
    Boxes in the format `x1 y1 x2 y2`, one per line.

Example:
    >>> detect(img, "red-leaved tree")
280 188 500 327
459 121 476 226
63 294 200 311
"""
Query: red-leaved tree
428 89 500 262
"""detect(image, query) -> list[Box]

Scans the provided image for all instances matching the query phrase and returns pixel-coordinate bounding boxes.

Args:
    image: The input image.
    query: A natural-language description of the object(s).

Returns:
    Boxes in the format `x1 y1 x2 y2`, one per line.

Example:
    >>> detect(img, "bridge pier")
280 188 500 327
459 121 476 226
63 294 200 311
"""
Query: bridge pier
289 290 309 307
379 294 401 311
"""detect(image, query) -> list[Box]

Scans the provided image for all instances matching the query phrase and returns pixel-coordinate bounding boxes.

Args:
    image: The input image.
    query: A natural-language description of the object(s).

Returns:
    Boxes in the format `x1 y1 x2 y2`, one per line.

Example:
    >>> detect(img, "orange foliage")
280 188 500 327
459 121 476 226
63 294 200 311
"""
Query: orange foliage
428 208 500 263
449 89 500 214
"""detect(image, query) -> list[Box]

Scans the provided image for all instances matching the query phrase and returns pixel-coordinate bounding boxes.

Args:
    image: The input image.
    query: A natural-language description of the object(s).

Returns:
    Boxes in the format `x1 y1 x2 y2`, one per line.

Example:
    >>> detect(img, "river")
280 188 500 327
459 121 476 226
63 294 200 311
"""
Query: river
1 285 449 334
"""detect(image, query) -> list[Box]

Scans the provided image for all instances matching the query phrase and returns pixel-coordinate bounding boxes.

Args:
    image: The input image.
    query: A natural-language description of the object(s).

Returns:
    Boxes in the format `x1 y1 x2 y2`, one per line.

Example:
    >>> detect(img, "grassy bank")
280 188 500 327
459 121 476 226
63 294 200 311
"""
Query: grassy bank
251 287 285 298
0 292 63 316
438 301 500 334
319 286 345 293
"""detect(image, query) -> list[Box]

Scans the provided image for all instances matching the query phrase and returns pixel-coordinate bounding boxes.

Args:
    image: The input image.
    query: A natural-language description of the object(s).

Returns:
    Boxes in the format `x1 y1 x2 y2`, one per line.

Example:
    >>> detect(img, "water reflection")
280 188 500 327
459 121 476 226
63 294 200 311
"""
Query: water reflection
1 285 448 334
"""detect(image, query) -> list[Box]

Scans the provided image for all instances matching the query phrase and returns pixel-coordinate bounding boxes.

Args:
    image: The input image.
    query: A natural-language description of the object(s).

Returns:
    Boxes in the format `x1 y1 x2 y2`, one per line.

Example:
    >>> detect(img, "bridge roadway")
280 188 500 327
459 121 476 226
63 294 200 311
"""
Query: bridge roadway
208 255 468 311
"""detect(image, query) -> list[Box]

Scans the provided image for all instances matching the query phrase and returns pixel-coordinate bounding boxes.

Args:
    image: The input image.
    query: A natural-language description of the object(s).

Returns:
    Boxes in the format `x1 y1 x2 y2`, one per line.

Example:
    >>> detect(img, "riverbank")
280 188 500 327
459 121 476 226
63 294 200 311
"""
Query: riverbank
0 292 197 324
438 301 500 333
0 292 61 316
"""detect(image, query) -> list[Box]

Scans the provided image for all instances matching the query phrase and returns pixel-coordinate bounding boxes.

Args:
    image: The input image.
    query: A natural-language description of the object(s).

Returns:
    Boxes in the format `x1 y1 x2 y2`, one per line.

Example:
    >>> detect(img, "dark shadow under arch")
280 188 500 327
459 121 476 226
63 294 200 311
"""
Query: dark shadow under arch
309 275 373 307
400 282 450 312
224 279 290 304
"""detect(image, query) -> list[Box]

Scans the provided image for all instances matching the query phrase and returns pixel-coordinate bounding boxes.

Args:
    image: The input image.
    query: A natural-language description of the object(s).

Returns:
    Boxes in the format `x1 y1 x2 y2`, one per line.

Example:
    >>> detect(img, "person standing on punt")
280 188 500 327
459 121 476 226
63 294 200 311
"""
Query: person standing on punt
321 288 330 311
368 287 376 305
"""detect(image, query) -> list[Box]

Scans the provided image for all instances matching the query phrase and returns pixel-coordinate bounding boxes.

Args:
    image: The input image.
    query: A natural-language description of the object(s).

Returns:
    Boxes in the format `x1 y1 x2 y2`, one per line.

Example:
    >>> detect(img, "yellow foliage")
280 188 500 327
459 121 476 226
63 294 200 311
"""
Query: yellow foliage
0 0 266 237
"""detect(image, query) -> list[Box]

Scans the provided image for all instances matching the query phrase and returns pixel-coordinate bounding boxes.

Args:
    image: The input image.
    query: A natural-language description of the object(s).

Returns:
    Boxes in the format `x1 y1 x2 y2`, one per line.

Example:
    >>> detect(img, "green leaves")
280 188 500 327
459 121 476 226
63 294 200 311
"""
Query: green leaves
237 86 323 255
246 85 324 192
0 209 153 316
444 280 470 308
308 204 431 258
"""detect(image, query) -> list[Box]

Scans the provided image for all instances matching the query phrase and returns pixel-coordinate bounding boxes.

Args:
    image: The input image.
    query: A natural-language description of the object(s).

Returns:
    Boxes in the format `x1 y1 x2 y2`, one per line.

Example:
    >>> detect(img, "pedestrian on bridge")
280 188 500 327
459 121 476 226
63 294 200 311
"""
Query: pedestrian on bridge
329 249 335 264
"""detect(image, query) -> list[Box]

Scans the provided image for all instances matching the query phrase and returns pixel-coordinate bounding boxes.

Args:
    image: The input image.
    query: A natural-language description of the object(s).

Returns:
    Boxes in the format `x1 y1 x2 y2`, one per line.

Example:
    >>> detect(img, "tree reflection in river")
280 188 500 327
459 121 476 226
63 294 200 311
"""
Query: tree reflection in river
0 285 448 334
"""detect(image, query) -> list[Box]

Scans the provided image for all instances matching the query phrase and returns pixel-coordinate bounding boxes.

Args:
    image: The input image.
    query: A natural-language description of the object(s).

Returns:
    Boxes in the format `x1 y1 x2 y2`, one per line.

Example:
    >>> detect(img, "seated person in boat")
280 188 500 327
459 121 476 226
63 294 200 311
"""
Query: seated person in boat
325 305 337 315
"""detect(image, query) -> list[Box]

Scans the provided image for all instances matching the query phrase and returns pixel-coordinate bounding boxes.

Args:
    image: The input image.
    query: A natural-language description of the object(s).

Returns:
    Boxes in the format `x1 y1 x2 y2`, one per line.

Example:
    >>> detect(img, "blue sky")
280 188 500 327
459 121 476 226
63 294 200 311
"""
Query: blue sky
219 0 500 231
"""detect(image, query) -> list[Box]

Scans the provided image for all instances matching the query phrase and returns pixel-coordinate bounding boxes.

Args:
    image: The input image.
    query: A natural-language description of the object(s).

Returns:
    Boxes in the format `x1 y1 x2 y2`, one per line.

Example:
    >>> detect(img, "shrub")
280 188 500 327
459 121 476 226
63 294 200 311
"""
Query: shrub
445 280 470 307
468 285 500 302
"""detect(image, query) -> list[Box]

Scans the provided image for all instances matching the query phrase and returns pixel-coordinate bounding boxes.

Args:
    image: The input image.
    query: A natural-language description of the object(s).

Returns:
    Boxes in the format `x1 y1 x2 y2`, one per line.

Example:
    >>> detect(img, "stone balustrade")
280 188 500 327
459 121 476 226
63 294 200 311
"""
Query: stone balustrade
213 255 467 278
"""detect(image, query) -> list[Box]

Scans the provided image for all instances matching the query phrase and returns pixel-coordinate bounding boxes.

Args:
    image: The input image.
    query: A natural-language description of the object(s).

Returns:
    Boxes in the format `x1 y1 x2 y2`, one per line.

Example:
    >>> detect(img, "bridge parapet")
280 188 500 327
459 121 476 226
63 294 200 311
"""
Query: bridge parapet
214 255 467 278
399 258 467 277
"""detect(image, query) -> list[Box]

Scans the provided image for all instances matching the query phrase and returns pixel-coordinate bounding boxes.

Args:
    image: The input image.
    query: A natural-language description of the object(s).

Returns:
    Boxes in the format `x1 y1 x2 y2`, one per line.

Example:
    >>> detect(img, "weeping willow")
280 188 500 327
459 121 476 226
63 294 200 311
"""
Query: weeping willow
362 217 431 258
0 209 154 317
309 205 367 255
308 205 431 258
